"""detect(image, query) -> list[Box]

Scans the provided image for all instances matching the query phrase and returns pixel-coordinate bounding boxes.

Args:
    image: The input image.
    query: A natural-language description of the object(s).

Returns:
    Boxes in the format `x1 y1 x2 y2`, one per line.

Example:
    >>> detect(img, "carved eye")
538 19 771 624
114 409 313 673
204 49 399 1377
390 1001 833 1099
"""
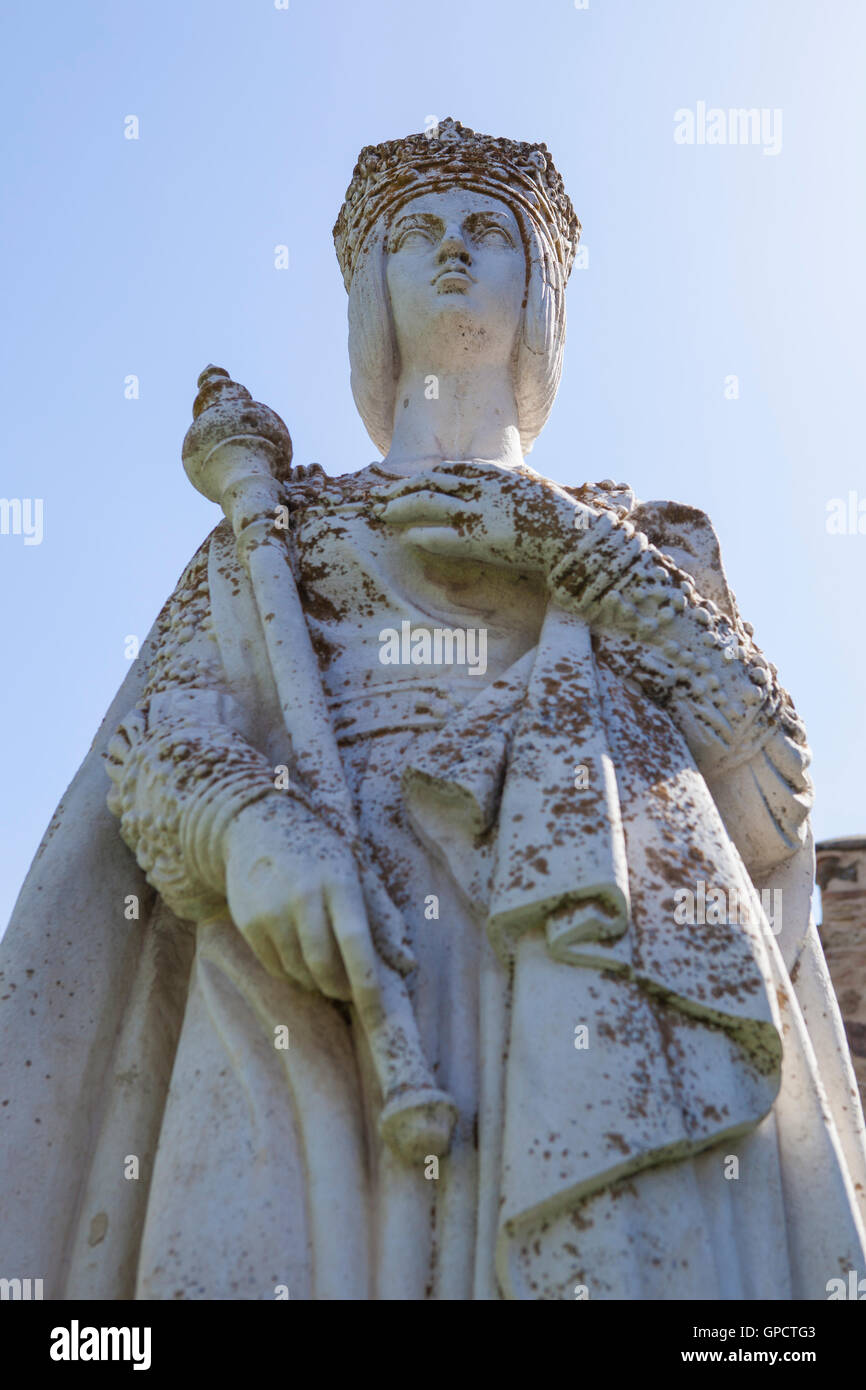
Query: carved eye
394 224 435 250
475 223 511 245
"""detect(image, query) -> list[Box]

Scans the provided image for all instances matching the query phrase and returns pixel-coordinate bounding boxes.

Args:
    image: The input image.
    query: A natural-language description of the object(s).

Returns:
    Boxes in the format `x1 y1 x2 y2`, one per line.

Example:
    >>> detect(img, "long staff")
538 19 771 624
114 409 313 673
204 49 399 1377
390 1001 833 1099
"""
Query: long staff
183 366 456 1162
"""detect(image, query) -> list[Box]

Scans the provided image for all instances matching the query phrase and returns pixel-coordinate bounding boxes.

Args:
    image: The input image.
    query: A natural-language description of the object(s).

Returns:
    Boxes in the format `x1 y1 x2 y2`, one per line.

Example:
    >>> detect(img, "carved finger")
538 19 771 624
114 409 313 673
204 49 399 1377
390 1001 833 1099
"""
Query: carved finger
367 470 474 503
243 919 290 982
265 916 318 992
399 525 469 554
375 492 474 527
296 891 352 1000
326 877 385 1022
361 866 417 977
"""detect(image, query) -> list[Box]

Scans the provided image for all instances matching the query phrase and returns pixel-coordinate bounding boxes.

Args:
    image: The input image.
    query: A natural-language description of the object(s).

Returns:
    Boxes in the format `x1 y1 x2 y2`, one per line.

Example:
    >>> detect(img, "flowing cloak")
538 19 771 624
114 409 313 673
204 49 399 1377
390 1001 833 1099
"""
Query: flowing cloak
2 469 865 1301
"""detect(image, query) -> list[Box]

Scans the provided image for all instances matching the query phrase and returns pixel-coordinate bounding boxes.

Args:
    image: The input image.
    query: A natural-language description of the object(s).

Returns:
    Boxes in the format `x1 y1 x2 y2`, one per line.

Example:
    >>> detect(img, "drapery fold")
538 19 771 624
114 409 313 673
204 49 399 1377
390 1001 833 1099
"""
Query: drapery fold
402 595 791 1288
4 490 865 1301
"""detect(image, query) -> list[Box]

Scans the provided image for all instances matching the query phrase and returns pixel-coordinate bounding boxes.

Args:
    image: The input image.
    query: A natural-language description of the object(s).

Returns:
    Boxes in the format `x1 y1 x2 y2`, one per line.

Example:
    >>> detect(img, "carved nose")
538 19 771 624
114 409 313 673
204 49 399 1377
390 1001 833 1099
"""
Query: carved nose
437 229 471 265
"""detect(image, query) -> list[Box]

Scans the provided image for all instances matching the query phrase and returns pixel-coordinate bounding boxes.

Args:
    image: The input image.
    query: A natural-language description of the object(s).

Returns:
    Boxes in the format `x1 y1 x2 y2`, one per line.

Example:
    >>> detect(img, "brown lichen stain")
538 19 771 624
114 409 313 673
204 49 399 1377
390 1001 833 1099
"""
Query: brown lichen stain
88 1212 109 1247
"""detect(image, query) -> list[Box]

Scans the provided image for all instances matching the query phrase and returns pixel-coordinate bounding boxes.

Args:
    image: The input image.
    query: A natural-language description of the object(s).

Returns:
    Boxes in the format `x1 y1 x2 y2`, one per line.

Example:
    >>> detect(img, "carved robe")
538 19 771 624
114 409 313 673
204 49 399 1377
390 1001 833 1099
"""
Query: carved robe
2 468 865 1300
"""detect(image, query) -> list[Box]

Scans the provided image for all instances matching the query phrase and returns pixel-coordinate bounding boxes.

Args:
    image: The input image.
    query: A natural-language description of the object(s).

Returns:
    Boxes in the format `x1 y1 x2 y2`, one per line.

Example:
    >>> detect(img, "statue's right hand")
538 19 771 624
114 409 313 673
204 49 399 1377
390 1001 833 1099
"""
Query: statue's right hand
224 798 366 1001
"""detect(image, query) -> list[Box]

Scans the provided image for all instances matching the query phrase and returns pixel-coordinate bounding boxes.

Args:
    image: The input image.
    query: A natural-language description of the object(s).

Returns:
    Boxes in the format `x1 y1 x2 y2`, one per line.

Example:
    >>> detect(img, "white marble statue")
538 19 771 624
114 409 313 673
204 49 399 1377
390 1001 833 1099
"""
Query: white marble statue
3 119 866 1301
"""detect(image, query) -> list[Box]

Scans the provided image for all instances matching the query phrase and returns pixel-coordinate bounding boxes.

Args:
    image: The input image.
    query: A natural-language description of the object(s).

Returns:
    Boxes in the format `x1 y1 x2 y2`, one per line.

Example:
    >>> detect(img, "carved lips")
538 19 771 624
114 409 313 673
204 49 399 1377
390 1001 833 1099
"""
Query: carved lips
432 263 477 293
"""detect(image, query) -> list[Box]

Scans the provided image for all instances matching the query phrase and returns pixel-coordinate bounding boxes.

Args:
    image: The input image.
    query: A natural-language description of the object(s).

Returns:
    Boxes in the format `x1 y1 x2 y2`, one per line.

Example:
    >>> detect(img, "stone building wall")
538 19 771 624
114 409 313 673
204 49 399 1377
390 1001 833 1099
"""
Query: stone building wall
816 836 866 1106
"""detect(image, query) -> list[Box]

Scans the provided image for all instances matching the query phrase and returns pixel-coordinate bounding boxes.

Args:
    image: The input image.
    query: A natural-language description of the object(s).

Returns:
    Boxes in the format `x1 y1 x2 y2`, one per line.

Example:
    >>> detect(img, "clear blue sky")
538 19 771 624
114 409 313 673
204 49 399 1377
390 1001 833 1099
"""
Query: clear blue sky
2 0 864 932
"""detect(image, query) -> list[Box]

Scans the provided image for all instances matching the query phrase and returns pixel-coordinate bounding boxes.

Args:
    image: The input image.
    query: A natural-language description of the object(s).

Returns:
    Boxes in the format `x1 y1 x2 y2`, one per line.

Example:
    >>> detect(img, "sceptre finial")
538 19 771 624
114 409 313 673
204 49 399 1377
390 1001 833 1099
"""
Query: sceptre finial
182 367 293 501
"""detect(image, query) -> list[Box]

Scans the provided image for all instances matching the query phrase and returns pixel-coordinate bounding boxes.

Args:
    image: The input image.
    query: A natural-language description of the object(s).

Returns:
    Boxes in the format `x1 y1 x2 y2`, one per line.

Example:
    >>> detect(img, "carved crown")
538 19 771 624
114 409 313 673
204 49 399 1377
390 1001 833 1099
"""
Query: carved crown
333 117 581 291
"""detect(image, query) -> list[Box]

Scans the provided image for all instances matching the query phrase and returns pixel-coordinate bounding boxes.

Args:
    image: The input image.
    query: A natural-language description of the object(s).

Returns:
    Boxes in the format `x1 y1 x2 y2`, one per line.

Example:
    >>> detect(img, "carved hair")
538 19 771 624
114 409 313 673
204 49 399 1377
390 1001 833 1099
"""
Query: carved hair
347 200 568 457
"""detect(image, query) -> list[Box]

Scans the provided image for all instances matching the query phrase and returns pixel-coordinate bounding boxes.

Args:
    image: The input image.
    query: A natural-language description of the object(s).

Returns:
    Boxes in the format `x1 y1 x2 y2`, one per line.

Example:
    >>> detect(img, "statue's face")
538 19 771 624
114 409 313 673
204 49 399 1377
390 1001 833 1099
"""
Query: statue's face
385 188 525 368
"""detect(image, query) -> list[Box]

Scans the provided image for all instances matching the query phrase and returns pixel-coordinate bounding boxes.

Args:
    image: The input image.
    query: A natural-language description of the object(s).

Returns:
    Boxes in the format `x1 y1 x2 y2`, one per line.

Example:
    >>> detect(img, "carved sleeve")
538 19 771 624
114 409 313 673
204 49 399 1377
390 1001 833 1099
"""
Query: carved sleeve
552 491 812 875
104 536 284 921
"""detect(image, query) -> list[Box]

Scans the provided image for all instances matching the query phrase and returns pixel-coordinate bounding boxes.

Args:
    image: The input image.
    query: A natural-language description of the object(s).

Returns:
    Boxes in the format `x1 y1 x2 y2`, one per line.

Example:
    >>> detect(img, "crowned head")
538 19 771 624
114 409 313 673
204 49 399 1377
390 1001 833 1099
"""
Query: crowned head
333 119 580 456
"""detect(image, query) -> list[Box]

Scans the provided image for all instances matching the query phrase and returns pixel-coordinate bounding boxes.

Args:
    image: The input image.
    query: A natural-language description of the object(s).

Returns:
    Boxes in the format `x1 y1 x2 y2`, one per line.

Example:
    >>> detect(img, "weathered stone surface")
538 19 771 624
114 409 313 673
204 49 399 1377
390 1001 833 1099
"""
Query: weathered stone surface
1 120 865 1301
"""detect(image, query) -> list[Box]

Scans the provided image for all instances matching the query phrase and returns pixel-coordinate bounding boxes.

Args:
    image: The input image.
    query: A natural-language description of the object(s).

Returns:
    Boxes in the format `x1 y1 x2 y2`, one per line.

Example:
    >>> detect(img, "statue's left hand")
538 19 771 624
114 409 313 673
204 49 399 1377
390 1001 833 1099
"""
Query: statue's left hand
369 461 588 575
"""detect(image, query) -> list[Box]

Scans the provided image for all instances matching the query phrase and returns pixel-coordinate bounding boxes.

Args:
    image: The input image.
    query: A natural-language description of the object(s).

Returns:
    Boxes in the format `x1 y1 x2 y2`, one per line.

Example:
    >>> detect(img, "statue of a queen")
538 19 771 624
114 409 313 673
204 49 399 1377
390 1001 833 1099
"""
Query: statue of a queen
2 119 865 1302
